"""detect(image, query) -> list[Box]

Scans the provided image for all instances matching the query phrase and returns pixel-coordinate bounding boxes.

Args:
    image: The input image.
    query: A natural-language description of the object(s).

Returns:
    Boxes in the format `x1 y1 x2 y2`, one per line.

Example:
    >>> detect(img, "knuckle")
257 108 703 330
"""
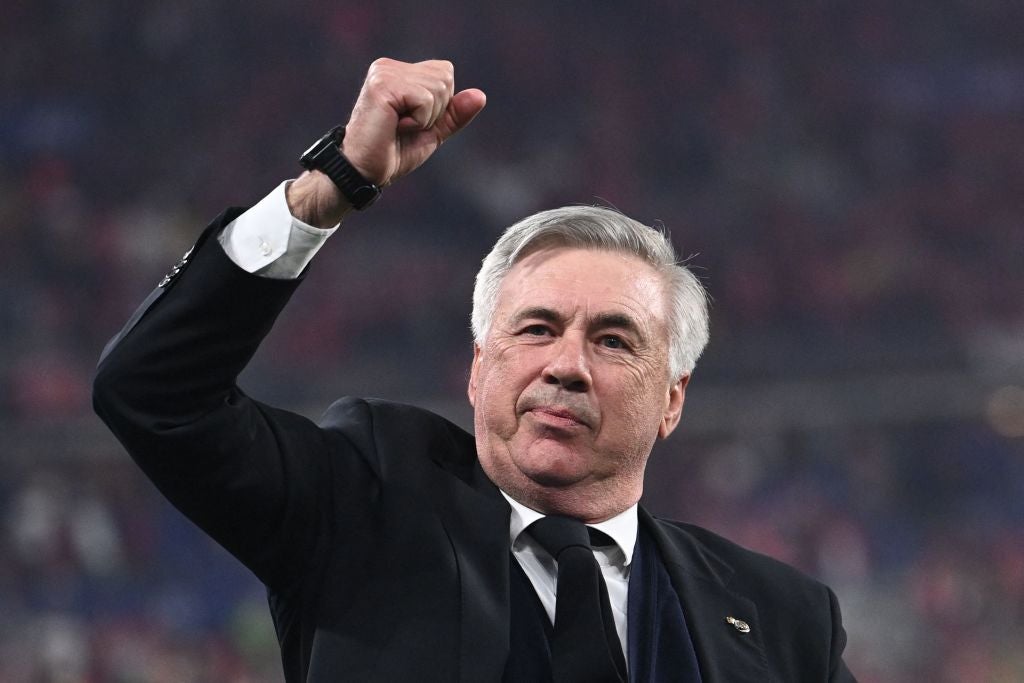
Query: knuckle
425 59 454 81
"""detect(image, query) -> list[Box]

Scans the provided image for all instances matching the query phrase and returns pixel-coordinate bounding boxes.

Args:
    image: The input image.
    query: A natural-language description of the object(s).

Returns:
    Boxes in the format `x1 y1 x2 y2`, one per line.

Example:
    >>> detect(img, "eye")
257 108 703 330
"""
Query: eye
599 335 628 350
522 324 552 337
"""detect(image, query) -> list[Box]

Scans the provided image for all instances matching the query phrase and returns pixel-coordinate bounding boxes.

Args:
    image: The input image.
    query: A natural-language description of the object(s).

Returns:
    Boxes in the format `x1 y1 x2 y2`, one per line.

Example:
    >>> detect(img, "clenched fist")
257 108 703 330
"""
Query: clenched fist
289 58 487 228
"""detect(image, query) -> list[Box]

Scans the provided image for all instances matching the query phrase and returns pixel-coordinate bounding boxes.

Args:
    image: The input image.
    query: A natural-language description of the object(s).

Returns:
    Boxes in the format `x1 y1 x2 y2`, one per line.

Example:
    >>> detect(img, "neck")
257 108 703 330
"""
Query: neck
498 478 641 524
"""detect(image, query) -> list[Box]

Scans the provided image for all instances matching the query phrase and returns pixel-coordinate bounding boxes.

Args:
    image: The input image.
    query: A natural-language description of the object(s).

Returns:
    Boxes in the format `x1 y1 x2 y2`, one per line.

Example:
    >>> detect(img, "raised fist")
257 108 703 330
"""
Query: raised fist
289 58 486 226
343 58 487 186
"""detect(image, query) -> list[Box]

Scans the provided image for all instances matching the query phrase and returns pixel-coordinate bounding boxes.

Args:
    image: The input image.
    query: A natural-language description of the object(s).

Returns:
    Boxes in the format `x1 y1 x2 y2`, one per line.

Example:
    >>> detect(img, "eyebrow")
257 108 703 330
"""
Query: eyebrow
591 312 643 338
510 306 562 327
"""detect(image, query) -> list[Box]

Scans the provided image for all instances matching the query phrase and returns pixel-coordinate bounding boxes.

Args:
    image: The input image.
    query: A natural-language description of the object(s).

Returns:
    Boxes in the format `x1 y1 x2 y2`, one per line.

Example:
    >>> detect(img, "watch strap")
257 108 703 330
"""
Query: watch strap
301 125 381 210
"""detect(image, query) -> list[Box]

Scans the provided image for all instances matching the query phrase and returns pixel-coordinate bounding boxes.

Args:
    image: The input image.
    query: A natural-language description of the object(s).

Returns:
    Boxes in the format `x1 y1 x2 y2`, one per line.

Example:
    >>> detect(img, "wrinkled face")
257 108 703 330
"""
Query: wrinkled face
468 247 688 521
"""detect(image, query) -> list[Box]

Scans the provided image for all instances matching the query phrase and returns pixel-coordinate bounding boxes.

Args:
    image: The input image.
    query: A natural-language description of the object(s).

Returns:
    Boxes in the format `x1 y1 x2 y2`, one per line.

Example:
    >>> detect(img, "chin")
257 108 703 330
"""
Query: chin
516 443 593 487
522 468 584 489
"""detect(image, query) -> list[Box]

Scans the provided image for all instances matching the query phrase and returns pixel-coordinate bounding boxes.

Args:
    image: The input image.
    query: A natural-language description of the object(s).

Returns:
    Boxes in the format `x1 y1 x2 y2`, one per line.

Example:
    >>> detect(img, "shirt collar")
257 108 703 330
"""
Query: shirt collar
500 490 638 566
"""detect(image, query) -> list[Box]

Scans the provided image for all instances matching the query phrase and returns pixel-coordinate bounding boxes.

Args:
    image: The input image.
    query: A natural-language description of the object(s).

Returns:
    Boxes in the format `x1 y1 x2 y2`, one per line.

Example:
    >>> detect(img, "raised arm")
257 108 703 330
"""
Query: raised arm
92 59 485 588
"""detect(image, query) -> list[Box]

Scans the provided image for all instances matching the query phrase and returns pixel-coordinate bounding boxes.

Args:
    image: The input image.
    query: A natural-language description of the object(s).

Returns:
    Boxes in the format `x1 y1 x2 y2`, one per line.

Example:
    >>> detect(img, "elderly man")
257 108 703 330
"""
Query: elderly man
94 59 854 682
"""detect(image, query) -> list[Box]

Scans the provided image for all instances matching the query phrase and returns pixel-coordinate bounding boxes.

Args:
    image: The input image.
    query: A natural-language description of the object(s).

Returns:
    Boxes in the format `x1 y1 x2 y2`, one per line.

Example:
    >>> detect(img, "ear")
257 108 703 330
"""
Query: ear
658 373 690 439
467 343 482 407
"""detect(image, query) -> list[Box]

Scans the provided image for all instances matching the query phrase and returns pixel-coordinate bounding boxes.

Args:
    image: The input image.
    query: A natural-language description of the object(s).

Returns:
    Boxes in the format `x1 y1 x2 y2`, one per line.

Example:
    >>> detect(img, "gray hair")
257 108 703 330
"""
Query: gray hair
471 205 710 378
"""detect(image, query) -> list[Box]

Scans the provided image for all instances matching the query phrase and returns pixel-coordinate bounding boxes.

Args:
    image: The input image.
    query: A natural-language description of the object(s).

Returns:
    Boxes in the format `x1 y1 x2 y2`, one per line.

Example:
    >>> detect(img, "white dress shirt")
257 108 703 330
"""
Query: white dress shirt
218 180 337 277
503 493 636 662
218 184 636 662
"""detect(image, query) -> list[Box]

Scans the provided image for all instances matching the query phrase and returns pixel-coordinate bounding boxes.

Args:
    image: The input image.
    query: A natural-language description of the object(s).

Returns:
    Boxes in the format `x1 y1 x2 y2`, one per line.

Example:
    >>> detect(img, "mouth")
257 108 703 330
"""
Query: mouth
528 406 589 429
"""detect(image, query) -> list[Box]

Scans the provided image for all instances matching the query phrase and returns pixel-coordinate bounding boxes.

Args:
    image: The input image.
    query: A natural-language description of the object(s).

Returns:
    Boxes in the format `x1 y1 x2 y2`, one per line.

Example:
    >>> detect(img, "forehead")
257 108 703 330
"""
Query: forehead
496 247 668 322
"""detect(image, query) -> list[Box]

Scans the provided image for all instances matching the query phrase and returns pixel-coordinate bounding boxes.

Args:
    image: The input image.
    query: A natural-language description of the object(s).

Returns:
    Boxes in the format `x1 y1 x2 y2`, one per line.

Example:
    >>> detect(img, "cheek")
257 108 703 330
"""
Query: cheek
475 354 527 425
603 375 666 445
480 345 537 391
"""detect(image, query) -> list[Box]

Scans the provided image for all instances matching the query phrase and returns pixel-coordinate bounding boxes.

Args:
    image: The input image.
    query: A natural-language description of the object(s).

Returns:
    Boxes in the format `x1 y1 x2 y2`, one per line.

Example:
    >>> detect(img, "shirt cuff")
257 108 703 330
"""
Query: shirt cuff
218 180 339 279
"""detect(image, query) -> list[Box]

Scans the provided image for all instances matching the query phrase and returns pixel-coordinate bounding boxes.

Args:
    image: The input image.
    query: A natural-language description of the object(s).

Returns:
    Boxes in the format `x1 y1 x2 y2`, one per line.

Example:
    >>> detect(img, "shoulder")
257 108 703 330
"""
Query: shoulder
319 396 471 442
318 396 478 470
654 518 813 583
647 514 839 623
646 515 852 679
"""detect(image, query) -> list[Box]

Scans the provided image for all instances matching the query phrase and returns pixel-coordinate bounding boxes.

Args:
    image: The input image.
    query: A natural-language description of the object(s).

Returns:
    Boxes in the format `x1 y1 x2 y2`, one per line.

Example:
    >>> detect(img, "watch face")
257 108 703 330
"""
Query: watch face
301 139 323 158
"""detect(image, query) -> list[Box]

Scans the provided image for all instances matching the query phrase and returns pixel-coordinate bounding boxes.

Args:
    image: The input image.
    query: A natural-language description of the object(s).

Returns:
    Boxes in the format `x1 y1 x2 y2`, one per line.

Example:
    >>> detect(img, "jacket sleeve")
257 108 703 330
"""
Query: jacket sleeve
93 211 369 589
828 586 858 682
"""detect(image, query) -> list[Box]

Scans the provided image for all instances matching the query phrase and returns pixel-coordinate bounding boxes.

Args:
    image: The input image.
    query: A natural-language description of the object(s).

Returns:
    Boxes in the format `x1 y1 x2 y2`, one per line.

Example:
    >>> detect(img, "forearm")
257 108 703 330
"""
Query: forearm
94 211 301 429
92 211 330 584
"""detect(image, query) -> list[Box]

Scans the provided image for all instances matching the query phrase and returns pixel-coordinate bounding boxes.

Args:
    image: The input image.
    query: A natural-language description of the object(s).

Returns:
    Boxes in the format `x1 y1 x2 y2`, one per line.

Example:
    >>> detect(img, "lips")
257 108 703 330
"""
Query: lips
519 396 594 430
530 406 586 428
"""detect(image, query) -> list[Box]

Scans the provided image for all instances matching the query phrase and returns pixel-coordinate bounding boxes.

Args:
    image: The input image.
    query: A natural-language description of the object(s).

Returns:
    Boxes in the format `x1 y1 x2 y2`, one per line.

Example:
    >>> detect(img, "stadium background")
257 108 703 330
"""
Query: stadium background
2 1 1023 680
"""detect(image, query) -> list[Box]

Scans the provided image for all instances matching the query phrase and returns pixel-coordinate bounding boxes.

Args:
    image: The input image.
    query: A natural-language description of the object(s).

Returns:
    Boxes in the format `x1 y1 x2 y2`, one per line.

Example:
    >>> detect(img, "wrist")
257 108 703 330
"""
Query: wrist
299 125 382 211
286 172 352 229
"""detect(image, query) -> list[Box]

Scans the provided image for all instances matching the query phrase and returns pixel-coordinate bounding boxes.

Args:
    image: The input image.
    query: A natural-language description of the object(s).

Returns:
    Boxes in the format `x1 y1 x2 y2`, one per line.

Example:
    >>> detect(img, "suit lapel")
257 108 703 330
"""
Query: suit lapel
640 509 770 682
425 460 773 682
431 456 512 683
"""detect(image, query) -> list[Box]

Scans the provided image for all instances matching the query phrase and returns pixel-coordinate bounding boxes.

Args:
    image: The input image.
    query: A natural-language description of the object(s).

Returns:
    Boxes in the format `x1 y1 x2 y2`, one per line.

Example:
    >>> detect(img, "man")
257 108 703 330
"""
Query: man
94 59 855 681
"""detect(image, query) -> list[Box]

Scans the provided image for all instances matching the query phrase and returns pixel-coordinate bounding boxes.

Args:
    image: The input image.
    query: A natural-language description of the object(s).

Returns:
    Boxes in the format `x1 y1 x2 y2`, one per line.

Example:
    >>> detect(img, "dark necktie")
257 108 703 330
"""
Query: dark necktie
528 515 628 683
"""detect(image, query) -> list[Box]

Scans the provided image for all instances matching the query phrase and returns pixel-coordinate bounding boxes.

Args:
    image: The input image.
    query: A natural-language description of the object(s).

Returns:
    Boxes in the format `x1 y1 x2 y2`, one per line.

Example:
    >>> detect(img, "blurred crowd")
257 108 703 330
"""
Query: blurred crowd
2 1 1023 680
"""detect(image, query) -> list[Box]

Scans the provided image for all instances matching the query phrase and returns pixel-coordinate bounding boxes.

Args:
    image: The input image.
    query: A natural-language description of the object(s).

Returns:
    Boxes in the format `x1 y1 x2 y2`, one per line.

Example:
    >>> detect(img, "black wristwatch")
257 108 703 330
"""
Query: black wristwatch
299 125 382 210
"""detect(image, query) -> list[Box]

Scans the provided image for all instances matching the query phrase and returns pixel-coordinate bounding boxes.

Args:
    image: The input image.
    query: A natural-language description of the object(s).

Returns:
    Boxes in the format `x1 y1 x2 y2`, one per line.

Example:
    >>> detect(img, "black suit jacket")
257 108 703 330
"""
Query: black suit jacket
93 210 855 682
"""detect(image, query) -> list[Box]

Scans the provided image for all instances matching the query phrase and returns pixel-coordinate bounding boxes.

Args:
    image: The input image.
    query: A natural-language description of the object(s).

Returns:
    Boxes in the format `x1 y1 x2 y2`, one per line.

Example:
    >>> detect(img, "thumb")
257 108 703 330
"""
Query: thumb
436 88 487 142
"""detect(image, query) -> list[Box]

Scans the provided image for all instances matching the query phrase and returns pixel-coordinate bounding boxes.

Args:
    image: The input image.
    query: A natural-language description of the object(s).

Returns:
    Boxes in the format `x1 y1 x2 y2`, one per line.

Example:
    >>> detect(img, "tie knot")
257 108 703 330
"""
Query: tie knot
528 515 613 559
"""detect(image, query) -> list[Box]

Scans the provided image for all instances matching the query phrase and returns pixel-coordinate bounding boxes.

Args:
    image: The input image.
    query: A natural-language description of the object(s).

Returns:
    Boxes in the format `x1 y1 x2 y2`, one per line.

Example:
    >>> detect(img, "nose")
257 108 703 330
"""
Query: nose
541 335 592 393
